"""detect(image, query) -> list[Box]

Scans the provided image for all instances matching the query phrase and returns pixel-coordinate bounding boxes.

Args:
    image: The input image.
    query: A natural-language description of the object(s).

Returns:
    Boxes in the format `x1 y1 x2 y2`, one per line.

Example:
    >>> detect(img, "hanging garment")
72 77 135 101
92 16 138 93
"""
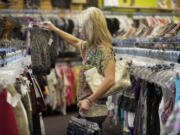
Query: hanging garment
56 65 69 115
83 0 99 8
0 88 19 135
24 0 40 9
159 98 165 134
118 89 136 112
26 71 46 114
51 0 70 9
64 65 74 106
134 81 162 135
162 100 180 135
47 69 59 111
6 84 30 135
14 78 33 134
32 75 46 113
30 28 52 75
146 83 162 135
104 0 119 6
32 114 42 135
134 81 147 135
161 87 176 124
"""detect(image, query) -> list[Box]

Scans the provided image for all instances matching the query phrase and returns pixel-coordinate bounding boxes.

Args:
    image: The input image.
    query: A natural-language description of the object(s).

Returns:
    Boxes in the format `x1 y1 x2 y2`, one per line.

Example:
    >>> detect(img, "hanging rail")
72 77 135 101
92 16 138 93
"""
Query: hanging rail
0 8 180 16
112 38 180 46
0 9 81 14
114 47 180 63
102 6 180 16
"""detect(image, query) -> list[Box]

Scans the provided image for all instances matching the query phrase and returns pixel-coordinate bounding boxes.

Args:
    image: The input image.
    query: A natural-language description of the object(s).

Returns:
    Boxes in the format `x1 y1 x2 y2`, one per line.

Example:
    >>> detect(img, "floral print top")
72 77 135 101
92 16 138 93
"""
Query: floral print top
77 40 115 117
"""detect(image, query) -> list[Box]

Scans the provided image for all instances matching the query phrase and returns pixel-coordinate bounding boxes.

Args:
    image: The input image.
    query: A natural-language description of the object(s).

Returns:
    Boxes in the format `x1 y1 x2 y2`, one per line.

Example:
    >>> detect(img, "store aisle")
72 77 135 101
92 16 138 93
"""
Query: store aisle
44 112 121 135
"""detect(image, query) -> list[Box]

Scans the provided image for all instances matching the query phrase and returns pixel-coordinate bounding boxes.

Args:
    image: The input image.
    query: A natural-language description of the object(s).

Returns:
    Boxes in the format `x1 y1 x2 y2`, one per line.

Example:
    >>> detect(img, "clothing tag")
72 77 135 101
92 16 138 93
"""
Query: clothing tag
48 38 53 46
175 75 180 104
28 23 32 28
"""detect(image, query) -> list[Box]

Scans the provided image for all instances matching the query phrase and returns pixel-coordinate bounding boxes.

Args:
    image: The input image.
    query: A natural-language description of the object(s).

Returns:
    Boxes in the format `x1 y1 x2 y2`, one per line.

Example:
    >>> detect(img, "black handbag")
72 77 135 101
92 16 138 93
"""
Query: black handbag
67 116 102 135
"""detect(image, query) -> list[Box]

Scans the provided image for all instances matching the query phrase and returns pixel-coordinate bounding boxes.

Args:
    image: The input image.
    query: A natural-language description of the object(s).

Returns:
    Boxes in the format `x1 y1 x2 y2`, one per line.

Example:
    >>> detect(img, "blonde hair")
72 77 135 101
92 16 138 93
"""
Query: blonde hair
80 7 112 48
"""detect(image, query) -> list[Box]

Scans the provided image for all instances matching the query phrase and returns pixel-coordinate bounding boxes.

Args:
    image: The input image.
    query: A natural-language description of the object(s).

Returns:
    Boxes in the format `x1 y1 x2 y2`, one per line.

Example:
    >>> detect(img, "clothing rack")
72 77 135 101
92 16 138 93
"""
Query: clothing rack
0 50 25 67
1 8 179 16
112 38 180 46
0 9 81 14
114 47 180 63
102 6 180 16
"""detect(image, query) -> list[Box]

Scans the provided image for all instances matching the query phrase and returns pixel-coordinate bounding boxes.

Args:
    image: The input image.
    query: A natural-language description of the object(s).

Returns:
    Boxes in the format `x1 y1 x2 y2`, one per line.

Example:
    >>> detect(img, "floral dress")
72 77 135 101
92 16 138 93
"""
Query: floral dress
77 40 115 117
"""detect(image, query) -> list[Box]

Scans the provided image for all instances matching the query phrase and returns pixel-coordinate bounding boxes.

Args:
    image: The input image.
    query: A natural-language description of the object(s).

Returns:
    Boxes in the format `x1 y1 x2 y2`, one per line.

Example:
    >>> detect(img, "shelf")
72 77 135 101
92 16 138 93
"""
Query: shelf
102 6 180 12
101 6 180 16
0 1 17 6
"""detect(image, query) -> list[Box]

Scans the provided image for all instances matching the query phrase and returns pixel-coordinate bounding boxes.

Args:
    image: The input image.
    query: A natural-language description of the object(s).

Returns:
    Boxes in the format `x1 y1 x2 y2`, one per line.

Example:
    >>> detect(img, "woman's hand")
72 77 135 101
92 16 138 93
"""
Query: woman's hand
42 21 56 31
77 99 91 113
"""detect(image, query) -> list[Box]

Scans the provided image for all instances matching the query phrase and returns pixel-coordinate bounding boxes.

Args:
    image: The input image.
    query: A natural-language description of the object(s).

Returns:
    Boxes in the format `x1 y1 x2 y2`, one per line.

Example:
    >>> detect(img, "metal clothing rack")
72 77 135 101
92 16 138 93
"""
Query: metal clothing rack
130 65 180 90
0 50 25 67
102 6 180 16
114 47 180 63
112 38 180 46
0 9 81 14
1 8 179 16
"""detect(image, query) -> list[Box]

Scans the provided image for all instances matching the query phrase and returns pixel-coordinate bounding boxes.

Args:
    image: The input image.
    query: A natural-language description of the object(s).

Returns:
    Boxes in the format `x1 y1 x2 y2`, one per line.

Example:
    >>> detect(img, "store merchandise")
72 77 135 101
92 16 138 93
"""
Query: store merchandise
51 0 70 9
1 6 180 135
104 0 119 6
0 89 19 135
0 56 47 135
24 0 40 9
112 16 180 50
30 28 52 75
45 63 80 115
162 100 180 135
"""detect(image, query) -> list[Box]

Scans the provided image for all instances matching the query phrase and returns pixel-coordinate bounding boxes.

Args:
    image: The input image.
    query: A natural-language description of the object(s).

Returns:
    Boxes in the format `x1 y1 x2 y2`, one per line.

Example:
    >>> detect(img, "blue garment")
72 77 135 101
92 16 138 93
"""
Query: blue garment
175 75 180 103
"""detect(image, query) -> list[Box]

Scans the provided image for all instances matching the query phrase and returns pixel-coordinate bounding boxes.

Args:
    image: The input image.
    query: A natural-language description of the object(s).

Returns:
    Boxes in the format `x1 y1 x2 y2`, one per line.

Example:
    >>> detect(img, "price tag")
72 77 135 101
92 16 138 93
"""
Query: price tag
48 38 53 46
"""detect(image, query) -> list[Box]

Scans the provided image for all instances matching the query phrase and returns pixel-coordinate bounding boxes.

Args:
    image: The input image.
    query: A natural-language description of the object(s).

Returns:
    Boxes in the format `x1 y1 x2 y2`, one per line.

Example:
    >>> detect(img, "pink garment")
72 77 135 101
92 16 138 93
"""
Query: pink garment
65 65 74 106
56 65 74 106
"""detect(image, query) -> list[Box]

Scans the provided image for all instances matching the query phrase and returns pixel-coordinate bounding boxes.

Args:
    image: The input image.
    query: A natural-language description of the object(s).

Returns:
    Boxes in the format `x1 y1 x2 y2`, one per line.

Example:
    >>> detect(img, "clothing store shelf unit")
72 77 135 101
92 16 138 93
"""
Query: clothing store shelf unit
0 50 26 67
0 1 17 6
0 9 81 14
112 38 180 46
114 47 180 63
102 6 180 16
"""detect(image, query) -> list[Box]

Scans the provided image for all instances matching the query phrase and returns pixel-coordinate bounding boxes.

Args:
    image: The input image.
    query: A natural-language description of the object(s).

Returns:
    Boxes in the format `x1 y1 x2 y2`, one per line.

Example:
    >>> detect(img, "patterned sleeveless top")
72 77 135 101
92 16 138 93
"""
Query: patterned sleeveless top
77 40 115 117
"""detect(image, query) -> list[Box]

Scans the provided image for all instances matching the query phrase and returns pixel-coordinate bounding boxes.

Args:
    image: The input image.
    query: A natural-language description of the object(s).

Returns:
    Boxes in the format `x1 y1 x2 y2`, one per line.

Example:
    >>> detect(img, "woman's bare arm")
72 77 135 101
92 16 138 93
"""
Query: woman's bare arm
43 21 82 48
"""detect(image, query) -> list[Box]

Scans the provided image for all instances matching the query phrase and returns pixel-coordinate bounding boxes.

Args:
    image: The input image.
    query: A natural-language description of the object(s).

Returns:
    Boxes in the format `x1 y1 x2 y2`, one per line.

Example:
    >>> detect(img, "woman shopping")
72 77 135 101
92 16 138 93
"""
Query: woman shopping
43 7 115 129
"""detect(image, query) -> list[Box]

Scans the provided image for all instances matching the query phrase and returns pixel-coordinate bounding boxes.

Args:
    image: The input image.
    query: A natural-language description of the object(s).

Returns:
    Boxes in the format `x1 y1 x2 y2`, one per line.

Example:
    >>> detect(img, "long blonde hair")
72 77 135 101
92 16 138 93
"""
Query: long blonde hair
80 7 112 48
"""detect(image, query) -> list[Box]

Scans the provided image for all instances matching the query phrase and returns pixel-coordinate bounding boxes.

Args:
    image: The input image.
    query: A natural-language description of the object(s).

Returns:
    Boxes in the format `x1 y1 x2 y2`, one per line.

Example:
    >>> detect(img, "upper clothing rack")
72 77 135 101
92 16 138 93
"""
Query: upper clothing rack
112 38 180 46
102 6 180 16
0 8 180 16
0 9 81 14
114 47 180 63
